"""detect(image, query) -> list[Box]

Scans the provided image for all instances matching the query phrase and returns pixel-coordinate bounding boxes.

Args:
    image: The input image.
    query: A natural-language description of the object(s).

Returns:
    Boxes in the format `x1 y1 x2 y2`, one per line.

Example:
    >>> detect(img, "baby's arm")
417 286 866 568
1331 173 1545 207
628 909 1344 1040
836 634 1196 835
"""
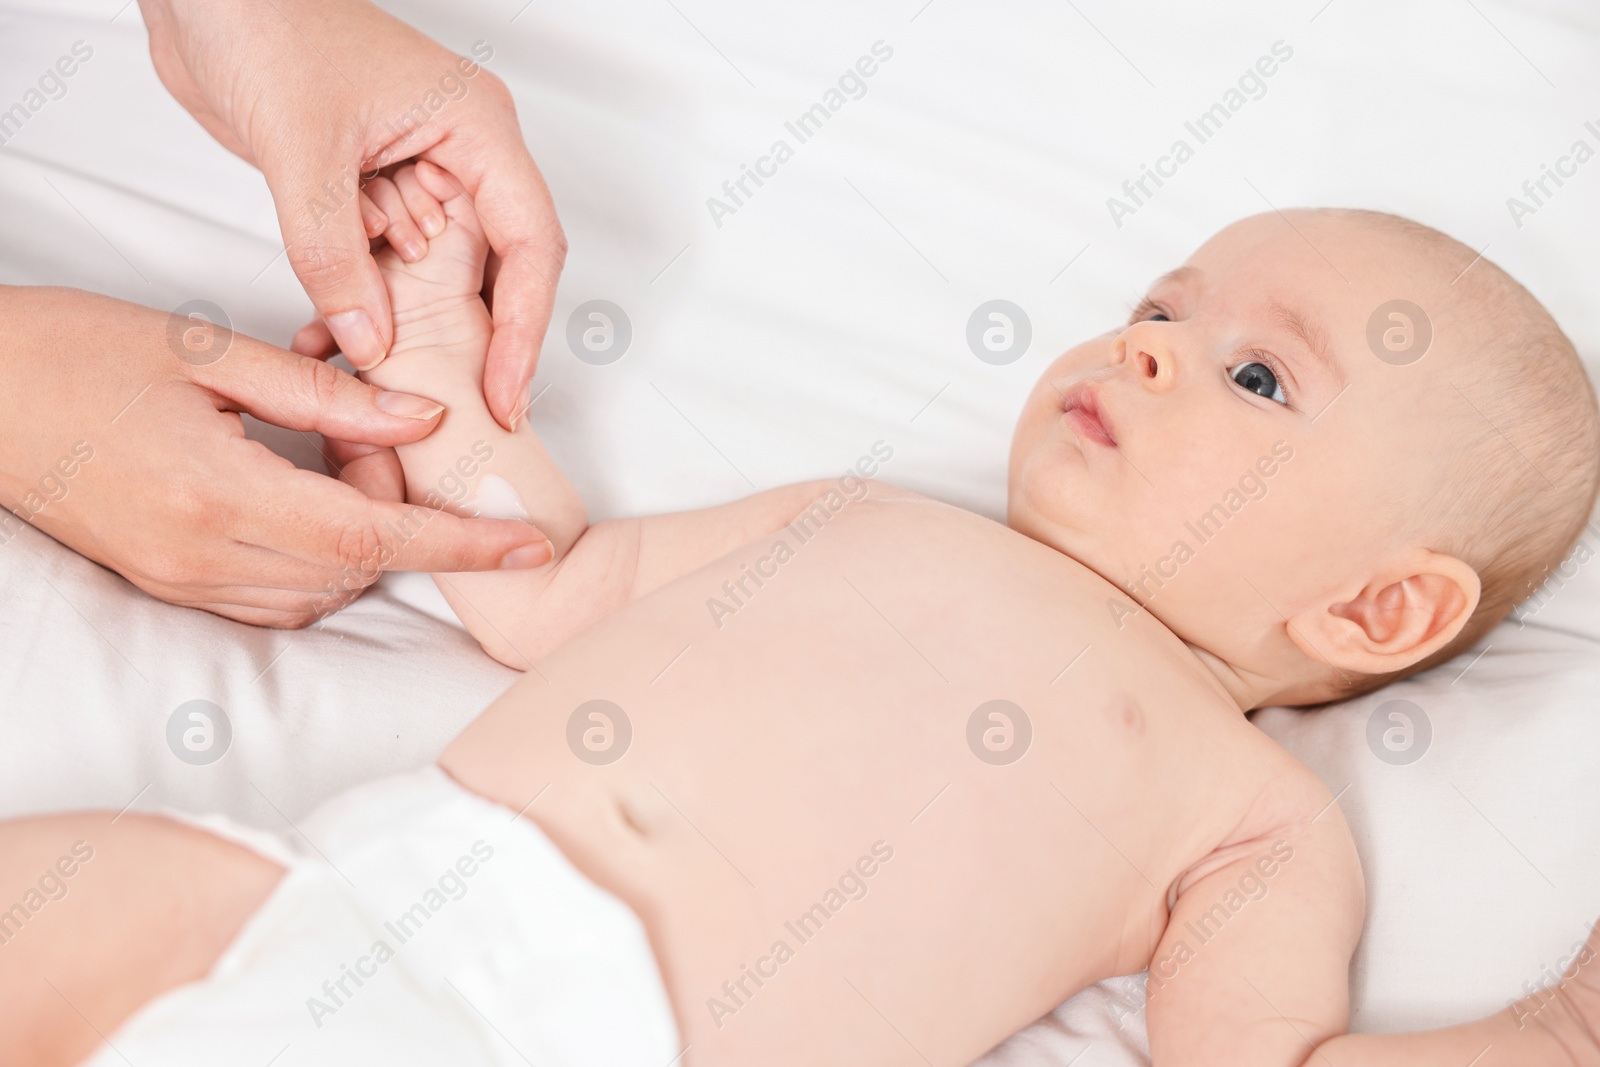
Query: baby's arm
358 163 841 667
1147 777 1600 1065
416 457 834 669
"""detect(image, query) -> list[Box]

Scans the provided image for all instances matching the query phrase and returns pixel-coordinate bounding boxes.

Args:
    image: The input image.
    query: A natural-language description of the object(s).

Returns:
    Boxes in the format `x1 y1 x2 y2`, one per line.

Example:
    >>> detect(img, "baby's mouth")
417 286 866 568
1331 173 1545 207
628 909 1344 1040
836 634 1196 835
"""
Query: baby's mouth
1061 382 1117 447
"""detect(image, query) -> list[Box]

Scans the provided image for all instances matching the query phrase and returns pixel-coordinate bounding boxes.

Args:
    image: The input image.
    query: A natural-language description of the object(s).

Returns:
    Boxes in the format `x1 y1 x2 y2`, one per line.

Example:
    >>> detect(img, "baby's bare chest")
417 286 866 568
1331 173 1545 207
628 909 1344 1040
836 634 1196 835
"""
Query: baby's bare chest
458 492 1277 887
446 491 1296 1058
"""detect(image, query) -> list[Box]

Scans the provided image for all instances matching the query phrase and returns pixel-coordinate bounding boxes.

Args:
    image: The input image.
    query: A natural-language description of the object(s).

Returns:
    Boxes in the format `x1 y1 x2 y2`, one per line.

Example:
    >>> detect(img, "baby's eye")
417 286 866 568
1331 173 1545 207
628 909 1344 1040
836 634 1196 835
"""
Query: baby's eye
1129 298 1170 324
1231 361 1287 405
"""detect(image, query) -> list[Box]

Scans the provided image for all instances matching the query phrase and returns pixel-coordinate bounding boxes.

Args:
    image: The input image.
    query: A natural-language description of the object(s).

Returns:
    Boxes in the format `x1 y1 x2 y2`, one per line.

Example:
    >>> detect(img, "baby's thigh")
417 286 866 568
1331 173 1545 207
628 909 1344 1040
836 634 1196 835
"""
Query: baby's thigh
0 811 282 1067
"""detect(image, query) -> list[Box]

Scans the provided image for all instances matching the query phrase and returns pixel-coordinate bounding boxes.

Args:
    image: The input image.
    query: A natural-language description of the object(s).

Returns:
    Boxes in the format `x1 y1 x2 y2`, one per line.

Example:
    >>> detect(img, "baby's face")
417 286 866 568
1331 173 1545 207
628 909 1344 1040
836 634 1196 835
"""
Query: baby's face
1009 212 1455 669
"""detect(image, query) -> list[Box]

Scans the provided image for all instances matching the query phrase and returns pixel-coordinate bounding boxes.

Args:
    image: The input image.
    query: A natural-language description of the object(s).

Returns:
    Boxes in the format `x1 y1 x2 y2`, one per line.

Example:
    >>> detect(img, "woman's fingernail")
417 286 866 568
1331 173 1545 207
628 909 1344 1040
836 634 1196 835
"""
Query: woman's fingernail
328 310 386 370
375 391 445 421
499 540 553 569
509 373 536 431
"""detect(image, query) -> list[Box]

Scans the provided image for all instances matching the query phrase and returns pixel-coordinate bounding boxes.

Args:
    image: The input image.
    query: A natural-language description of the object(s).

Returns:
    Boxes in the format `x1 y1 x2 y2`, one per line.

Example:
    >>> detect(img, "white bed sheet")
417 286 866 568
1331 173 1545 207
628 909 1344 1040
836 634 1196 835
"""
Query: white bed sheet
2 0 1599 1062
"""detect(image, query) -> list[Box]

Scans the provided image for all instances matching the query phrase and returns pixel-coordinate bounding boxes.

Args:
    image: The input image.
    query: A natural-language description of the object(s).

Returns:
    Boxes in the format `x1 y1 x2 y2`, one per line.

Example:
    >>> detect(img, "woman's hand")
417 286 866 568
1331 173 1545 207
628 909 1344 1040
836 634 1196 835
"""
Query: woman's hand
0 287 552 627
136 0 565 430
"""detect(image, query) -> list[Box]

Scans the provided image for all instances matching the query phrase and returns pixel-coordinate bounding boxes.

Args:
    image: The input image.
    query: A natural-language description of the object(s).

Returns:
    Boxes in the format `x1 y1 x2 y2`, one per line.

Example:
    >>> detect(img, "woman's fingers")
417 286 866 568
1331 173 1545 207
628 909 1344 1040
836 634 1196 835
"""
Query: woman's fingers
238 461 552 576
265 141 395 372
187 337 445 448
290 318 337 359
322 436 407 503
143 1 569 408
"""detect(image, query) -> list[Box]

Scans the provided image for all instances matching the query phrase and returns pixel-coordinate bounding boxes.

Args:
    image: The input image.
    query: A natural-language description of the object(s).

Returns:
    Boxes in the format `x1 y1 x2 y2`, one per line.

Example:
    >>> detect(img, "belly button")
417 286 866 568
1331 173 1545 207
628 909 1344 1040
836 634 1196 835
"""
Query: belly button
615 782 669 838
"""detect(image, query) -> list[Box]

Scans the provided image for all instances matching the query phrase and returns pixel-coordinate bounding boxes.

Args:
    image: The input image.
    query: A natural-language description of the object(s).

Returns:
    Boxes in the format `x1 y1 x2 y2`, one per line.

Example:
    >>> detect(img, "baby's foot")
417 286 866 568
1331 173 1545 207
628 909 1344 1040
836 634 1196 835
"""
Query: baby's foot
362 160 492 385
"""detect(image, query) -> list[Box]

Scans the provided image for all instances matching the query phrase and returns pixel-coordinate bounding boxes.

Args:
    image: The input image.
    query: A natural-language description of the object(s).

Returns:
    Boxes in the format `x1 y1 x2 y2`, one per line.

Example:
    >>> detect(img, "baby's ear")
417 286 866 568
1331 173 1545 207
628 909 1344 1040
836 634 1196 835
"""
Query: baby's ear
1285 548 1481 676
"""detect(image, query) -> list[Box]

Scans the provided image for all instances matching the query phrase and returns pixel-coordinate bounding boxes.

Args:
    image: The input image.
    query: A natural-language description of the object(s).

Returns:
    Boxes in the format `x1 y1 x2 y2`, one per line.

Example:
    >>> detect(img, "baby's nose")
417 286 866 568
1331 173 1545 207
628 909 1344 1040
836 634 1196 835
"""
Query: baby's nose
1130 344 1177 393
1110 326 1177 392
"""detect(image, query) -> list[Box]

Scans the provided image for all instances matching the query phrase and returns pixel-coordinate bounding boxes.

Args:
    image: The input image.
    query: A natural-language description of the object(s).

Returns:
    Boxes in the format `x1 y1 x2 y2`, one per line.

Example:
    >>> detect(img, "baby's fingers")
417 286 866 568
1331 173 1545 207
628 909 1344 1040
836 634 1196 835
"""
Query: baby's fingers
358 190 387 239
364 176 426 262
413 160 484 236
394 166 446 238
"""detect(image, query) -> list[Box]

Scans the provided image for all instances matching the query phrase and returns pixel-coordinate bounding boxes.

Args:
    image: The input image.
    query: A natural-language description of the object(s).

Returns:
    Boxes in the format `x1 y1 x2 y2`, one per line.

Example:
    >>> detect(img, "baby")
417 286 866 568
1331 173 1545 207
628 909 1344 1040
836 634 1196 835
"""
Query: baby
6 161 1600 1067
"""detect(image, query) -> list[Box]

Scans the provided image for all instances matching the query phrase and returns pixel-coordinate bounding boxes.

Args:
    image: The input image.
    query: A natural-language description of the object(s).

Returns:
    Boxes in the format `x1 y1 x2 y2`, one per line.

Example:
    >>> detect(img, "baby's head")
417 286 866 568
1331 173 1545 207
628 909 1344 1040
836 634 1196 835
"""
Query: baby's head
1009 209 1600 708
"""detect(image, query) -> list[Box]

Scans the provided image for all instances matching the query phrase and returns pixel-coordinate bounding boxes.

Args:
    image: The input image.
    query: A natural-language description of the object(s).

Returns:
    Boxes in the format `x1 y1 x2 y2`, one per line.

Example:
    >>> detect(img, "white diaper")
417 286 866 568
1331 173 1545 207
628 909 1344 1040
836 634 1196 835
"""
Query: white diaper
80 766 681 1067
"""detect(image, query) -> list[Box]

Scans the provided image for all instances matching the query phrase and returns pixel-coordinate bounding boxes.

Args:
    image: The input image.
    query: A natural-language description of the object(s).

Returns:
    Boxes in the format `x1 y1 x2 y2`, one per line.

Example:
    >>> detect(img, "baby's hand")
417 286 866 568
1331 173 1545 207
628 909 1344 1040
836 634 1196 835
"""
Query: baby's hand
1499 913 1600 1065
362 161 494 385
1562 916 1600 1055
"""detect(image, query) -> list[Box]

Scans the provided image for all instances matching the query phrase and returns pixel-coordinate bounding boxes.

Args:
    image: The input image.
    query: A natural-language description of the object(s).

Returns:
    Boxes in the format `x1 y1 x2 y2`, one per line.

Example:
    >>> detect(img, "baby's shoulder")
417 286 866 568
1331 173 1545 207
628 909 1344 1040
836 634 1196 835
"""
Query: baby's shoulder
1180 743 1360 897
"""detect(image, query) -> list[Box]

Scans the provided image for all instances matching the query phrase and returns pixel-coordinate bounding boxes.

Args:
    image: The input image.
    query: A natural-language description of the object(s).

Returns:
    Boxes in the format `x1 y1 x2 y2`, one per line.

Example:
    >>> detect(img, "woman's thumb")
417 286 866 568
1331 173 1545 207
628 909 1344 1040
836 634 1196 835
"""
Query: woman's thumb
273 158 394 371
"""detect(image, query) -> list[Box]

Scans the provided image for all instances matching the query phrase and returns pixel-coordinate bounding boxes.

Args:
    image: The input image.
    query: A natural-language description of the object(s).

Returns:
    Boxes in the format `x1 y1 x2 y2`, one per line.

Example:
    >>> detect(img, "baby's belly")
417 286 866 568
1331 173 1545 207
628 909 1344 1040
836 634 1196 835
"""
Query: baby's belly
440 491 1271 1065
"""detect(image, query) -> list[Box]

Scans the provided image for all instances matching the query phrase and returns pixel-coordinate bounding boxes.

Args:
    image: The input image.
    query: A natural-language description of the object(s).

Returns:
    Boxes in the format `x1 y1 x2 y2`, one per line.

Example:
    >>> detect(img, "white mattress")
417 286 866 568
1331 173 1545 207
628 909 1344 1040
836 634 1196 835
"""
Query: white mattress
2 1 1599 1062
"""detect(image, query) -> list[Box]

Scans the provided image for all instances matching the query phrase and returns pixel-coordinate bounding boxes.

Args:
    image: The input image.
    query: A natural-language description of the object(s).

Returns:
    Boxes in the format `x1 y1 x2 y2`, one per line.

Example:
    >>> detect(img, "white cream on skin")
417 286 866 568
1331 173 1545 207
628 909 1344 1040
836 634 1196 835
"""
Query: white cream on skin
466 474 530 522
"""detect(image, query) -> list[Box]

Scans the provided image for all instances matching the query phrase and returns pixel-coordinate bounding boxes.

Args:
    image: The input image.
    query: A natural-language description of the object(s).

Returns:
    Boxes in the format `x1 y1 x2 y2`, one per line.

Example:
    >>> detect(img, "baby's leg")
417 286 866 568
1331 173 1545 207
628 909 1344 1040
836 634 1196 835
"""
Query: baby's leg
0 812 280 1066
